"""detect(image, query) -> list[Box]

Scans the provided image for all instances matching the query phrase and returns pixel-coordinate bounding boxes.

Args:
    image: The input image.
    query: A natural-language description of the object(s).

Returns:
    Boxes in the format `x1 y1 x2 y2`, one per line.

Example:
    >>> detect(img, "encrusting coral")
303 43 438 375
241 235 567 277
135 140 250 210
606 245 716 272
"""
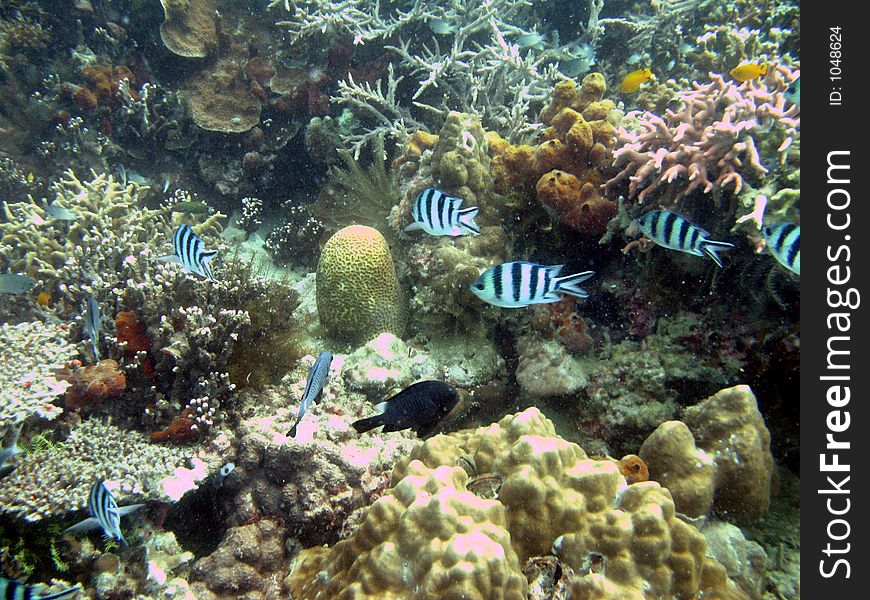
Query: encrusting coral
316 225 407 344
287 407 748 599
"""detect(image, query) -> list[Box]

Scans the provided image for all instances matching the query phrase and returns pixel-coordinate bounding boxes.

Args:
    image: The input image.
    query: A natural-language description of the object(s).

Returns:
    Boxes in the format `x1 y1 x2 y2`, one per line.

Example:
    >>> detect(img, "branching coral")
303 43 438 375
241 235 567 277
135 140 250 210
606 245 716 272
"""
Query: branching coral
0 321 75 425
605 66 799 207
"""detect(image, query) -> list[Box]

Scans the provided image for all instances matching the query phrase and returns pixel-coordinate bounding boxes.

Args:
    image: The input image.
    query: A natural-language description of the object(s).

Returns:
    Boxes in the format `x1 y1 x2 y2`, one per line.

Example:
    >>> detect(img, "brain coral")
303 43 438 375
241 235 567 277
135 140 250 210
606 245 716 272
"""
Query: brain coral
316 225 407 344
288 408 748 599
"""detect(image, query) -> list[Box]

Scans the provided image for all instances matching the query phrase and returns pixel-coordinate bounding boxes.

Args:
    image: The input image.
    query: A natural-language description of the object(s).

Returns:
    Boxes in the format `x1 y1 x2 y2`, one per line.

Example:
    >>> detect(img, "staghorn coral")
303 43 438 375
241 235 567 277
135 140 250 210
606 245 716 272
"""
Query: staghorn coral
0 321 76 426
288 407 748 599
0 170 173 303
605 67 800 207
315 225 407 344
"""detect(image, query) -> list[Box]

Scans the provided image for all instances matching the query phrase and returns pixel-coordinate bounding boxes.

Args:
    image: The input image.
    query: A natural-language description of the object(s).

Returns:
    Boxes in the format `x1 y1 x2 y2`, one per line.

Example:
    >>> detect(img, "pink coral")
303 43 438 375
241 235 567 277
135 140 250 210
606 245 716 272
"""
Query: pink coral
605 66 799 205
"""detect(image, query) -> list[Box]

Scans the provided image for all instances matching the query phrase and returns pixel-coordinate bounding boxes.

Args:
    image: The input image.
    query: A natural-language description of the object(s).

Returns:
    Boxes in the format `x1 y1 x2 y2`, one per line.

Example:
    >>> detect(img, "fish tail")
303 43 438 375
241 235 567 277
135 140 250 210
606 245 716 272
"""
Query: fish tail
287 423 298 437
700 240 735 268
458 207 480 235
352 414 384 434
555 270 595 299
39 585 82 600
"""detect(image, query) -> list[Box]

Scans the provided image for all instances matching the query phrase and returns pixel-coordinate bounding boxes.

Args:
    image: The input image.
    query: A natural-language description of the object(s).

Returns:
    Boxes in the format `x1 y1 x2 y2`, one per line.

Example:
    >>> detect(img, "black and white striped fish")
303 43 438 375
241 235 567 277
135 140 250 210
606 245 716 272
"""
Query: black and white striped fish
287 351 333 437
470 261 595 308
763 223 800 275
65 480 144 546
84 296 101 361
157 224 218 280
0 577 80 600
405 188 480 236
636 210 734 268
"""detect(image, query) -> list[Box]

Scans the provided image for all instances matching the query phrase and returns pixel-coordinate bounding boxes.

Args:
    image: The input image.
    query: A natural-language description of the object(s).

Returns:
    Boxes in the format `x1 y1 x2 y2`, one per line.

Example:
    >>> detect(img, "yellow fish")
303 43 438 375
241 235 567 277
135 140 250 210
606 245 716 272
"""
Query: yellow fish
619 68 653 93
729 63 768 82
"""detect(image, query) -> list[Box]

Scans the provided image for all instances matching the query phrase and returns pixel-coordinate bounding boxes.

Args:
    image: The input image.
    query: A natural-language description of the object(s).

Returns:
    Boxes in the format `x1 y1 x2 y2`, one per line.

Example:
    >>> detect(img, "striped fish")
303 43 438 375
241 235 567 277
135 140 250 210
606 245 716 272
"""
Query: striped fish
763 223 800 275
0 577 80 600
84 296 101 361
287 351 333 437
157 224 218 280
64 480 144 546
470 261 595 308
636 210 734 268
405 188 480 236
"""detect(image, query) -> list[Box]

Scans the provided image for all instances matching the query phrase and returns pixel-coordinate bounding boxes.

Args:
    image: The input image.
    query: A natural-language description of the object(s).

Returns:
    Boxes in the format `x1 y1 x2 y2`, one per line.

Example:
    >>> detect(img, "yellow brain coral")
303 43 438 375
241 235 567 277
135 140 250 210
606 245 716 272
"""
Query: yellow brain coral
316 225 407 344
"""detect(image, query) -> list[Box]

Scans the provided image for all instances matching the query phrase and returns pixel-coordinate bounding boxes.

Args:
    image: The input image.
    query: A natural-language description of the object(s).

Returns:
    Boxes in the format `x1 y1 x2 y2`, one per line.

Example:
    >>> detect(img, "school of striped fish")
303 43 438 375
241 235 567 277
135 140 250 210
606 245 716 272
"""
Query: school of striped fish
3 170 798 591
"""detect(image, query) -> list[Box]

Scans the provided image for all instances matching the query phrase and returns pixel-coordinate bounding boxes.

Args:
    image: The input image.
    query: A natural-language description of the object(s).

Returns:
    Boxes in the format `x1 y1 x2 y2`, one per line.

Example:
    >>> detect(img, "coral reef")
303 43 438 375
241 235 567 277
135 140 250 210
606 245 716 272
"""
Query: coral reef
56 358 126 412
640 385 774 522
288 408 748 599
515 333 589 398
159 0 217 59
638 420 716 519
682 385 774 520
402 227 508 335
315 225 407 344
605 67 800 208
0 419 194 522
0 320 76 425
189 519 288 599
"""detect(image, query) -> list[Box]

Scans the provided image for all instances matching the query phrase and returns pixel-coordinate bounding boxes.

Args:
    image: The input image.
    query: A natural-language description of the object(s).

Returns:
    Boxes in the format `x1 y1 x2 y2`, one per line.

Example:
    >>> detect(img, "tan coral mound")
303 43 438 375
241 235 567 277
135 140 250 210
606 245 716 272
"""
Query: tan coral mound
288 408 748 599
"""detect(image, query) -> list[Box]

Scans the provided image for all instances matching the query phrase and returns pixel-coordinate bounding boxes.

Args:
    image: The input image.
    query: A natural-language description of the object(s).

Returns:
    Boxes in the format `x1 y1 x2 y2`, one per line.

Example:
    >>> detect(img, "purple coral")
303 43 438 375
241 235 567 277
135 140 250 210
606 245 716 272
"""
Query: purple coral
605 66 800 205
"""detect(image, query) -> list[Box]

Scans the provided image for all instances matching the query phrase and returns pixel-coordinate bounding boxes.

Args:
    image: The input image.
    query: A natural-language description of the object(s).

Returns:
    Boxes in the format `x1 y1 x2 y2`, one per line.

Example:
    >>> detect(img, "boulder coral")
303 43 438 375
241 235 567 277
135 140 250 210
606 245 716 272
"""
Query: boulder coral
316 225 407 344
639 385 774 521
287 407 748 599
683 385 774 520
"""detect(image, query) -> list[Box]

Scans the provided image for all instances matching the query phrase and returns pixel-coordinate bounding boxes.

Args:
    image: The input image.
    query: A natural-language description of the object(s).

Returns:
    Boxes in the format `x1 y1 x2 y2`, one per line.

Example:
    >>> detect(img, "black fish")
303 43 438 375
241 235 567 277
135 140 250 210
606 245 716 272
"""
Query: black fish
352 380 459 437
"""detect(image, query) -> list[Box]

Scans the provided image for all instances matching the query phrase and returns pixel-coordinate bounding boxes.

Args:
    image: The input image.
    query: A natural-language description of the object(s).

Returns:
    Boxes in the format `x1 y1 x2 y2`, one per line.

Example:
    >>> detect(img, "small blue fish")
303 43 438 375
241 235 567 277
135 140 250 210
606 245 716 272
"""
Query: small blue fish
405 188 480 237
287 351 333 437
0 577 81 600
784 76 800 106
157 224 219 280
0 273 38 295
0 422 23 480
65 480 145 546
763 223 800 275
470 261 594 308
515 32 545 48
45 202 77 221
84 296 101 361
428 18 455 35
636 210 734 268
352 380 459 437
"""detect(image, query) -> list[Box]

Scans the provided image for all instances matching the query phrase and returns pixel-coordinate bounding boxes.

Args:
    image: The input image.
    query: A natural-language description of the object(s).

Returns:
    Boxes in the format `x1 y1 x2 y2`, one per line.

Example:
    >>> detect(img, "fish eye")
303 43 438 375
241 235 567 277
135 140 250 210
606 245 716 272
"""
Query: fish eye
473 282 484 290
